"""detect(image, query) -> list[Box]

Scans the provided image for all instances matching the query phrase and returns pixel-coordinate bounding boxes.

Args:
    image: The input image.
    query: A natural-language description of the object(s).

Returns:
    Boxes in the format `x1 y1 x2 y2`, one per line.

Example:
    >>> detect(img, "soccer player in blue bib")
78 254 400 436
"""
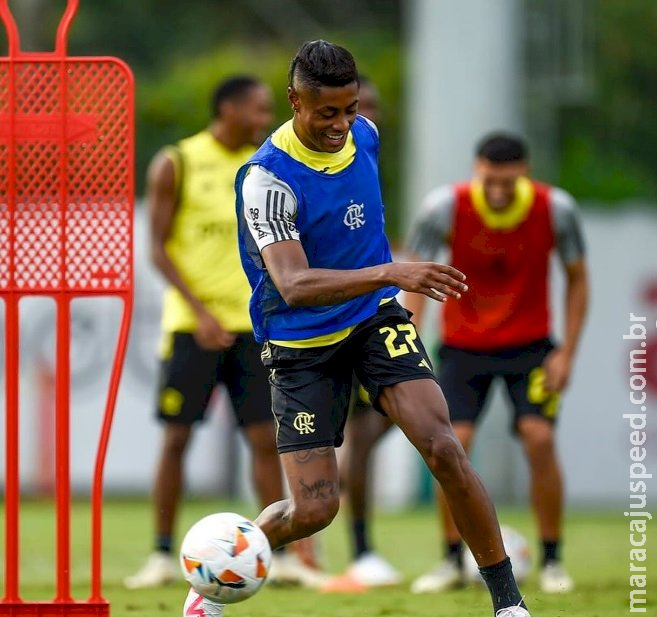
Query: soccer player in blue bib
181 41 531 617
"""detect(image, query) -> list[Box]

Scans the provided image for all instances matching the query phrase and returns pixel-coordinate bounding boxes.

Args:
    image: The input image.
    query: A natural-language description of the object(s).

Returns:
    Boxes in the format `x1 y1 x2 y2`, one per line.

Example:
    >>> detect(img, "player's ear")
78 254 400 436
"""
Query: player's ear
219 99 236 120
288 86 299 113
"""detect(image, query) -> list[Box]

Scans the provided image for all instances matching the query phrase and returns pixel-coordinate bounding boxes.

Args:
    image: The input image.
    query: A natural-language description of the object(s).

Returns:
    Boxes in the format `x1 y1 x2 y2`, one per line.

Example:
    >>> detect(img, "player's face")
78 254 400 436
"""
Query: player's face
357 84 380 124
474 158 529 210
289 81 359 153
235 85 274 146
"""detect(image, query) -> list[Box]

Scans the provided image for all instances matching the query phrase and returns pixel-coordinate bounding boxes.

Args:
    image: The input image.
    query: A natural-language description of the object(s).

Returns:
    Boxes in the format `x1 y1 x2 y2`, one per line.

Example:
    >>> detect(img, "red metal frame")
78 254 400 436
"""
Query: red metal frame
0 0 134 614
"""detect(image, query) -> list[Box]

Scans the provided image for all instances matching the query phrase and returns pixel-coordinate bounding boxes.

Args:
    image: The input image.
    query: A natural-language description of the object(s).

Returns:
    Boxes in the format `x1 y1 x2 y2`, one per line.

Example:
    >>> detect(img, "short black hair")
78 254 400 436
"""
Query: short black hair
476 132 528 163
210 75 261 119
289 40 358 90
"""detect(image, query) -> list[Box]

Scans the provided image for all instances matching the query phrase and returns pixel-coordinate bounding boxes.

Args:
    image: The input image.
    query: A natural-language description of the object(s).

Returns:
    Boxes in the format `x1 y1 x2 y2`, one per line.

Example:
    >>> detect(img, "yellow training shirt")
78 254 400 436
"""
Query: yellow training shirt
160 130 255 335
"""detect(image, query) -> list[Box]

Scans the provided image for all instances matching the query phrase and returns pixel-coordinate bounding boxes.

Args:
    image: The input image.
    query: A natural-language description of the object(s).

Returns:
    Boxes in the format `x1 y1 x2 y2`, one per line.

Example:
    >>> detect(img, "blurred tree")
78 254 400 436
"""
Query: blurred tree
557 0 657 203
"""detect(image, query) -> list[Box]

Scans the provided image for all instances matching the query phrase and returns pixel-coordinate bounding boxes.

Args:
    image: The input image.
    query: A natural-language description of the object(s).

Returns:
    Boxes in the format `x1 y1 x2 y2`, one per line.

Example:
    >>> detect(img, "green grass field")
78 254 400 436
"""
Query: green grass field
0 498 654 616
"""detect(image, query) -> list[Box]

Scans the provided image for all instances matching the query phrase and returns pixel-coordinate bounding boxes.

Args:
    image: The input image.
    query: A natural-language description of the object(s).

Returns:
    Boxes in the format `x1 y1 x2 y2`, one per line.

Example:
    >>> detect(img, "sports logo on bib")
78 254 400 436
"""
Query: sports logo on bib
293 411 316 434
344 202 365 230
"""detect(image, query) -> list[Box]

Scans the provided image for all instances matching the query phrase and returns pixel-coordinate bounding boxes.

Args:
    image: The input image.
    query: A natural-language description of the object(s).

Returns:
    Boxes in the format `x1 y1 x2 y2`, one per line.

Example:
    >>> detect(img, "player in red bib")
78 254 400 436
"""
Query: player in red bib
406 133 588 595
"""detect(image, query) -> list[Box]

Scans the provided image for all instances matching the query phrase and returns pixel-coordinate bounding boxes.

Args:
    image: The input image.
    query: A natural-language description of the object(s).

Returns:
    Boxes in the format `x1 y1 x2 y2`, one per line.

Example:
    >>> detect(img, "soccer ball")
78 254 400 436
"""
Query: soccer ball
180 512 272 604
464 526 532 584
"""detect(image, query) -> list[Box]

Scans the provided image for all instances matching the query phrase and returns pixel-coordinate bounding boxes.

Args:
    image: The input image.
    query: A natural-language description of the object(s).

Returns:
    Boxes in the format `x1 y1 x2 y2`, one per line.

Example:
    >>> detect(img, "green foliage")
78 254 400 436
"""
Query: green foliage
558 0 657 203
137 33 404 238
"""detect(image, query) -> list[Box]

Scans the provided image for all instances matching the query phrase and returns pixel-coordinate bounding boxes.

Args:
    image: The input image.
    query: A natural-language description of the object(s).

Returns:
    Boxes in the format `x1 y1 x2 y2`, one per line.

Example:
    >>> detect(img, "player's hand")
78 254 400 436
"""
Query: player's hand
389 261 468 302
194 309 236 350
542 347 572 392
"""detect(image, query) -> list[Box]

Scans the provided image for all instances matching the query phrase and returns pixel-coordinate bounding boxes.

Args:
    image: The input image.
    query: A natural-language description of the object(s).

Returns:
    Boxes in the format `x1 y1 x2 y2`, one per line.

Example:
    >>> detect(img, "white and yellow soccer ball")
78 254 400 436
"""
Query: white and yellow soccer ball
464 526 532 584
180 512 271 604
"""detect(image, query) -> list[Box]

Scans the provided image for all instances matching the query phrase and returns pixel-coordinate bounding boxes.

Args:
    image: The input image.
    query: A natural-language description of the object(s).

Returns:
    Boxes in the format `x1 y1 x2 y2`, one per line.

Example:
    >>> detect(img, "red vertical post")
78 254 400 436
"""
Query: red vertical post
2 1 20 598
3 295 21 603
55 297 72 603
90 295 133 601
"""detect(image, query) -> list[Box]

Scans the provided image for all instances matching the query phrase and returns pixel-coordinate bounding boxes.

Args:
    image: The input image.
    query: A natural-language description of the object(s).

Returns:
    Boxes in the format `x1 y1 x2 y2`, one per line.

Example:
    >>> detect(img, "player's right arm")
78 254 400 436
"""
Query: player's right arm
147 150 235 349
261 241 466 306
242 167 466 307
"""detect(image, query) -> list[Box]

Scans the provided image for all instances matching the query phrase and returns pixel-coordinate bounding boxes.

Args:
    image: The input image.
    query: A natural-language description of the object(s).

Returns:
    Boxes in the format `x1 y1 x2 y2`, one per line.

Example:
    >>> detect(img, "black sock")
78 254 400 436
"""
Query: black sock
479 557 527 614
542 539 559 565
446 541 464 568
353 518 370 558
156 534 172 554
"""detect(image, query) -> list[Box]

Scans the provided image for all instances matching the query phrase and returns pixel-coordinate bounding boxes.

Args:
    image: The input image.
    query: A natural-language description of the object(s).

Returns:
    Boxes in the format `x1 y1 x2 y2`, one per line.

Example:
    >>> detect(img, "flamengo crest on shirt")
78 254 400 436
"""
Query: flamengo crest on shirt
344 201 365 230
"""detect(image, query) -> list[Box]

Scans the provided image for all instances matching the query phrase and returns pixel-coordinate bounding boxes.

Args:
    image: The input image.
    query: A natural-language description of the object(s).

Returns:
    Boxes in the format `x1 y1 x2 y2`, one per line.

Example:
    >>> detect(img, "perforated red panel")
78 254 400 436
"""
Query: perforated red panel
0 59 133 293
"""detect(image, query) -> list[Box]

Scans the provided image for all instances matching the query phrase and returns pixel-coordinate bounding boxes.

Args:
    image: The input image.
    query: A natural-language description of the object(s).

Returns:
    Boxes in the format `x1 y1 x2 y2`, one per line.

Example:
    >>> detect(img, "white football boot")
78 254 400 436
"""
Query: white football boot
539 561 575 593
495 607 531 617
124 551 179 589
410 559 465 593
346 552 403 586
267 551 328 588
183 587 225 617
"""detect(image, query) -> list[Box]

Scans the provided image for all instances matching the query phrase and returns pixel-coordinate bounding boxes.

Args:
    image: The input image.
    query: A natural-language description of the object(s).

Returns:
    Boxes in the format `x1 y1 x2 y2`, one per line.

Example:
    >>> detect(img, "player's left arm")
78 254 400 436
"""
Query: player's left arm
543 189 589 393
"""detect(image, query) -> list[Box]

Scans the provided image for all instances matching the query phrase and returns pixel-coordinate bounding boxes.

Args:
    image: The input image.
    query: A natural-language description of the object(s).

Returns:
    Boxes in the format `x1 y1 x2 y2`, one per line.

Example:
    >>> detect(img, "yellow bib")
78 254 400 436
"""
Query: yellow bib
270 120 356 173
160 130 254 334
470 176 535 230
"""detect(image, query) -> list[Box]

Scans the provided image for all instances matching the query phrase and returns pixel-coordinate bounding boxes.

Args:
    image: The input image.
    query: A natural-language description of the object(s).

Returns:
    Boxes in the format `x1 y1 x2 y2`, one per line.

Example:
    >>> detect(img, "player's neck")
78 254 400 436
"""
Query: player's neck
208 121 247 152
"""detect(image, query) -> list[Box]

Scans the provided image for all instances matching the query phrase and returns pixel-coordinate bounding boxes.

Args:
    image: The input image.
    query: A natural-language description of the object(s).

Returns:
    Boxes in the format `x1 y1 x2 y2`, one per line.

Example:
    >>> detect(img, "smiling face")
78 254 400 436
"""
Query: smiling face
288 80 359 153
474 157 529 210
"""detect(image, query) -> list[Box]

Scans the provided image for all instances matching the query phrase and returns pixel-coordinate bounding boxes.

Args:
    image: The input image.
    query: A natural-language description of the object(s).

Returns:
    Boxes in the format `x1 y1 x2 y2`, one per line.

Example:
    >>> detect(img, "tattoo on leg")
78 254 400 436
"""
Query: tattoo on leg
292 447 332 464
298 478 338 500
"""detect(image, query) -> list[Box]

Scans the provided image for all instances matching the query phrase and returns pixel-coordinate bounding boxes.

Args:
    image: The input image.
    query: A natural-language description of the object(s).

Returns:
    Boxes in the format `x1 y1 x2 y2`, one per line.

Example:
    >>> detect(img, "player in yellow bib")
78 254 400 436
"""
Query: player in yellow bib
125 76 322 590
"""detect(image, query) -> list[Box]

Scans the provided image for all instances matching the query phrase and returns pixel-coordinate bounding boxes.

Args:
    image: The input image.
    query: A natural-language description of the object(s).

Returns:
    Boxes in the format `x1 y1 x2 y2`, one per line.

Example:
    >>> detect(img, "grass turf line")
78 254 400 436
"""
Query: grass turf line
0 498 653 616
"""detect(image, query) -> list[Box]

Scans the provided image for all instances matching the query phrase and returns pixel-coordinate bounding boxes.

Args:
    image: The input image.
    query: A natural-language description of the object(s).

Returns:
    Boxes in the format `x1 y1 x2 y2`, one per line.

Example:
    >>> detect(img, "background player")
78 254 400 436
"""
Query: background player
405 133 588 595
125 76 322 590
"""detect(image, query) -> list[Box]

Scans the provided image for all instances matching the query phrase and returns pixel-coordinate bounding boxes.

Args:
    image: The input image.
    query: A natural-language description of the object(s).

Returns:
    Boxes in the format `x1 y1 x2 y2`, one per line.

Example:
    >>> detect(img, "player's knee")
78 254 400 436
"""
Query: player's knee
422 431 469 482
162 424 192 456
525 433 557 466
521 422 557 463
292 496 339 535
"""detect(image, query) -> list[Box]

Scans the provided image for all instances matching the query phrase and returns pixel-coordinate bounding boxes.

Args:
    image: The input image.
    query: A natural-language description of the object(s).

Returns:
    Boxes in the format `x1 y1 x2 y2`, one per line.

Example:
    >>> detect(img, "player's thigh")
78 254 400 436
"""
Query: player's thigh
352 299 438 413
377 377 453 445
437 344 494 424
503 338 559 431
156 331 220 425
223 333 273 428
264 343 352 454
351 302 468 458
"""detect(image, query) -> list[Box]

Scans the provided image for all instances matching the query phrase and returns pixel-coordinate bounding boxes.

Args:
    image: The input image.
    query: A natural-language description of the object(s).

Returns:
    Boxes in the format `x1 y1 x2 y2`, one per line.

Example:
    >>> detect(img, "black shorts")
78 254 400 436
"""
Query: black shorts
350 377 373 414
437 338 559 431
262 299 437 453
156 332 272 427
